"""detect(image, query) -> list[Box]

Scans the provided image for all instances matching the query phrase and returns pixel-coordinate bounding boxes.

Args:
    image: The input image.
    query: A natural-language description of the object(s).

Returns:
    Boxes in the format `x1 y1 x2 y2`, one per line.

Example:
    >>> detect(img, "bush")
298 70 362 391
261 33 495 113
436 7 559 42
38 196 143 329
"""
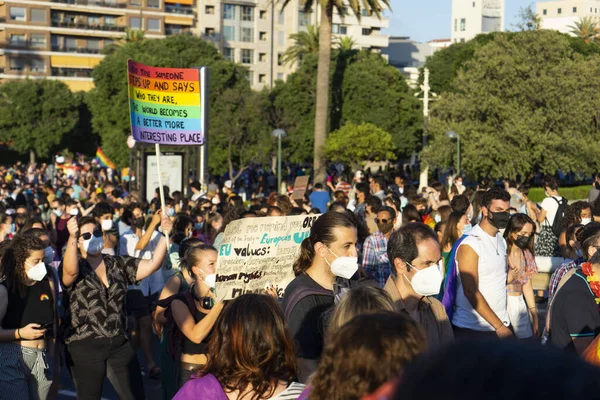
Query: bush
528 185 590 203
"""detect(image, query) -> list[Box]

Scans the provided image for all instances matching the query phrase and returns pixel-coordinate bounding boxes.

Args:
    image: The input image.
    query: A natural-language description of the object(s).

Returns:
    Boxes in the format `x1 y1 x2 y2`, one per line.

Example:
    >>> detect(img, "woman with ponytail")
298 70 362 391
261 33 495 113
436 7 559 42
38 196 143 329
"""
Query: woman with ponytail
282 211 358 382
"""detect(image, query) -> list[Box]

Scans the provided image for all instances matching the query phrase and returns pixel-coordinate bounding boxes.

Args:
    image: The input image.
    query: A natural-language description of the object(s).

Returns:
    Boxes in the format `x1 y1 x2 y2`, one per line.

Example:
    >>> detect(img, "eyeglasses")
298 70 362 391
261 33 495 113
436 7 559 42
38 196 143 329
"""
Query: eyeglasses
79 230 102 240
375 218 392 224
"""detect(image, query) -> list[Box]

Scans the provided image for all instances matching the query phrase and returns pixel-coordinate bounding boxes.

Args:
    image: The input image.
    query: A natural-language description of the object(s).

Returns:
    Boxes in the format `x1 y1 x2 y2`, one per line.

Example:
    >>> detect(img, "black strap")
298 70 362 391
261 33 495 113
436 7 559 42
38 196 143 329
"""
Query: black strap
284 286 333 321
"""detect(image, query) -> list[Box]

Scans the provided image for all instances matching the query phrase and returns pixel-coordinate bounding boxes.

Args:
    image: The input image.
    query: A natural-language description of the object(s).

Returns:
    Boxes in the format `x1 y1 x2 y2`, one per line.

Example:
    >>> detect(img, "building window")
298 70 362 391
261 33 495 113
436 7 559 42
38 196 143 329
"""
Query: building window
205 5 215 14
361 9 370 17
277 52 283 65
147 0 159 8
130 0 141 6
105 39 114 47
277 72 284 80
31 34 46 48
332 23 339 34
241 49 253 64
105 16 116 25
31 59 46 72
205 27 215 36
258 74 265 83
259 31 267 40
277 31 284 45
460 18 466 31
130 17 142 29
223 26 236 41
147 18 161 31
9 34 26 46
259 10 267 19
557 8 561 14
223 47 234 61
299 10 310 26
278 11 284 24
241 27 254 42
246 70 253 83
9 7 26 21
65 37 77 51
340 25 347 34
224 4 235 20
472 1 475 6
573 7 577 13
88 15 101 25
460 38 465 43
241 6 254 21
10 58 25 71
454 18 457 31
543 9 547 15
362 28 371 36
259 53 266 61
30 9 46 23
87 38 100 51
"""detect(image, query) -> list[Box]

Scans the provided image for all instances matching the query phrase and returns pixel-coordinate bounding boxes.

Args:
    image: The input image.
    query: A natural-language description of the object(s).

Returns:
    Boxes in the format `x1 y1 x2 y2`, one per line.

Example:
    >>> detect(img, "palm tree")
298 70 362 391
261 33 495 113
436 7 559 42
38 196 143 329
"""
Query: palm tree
278 0 391 183
281 24 319 66
335 36 356 52
570 17 599 44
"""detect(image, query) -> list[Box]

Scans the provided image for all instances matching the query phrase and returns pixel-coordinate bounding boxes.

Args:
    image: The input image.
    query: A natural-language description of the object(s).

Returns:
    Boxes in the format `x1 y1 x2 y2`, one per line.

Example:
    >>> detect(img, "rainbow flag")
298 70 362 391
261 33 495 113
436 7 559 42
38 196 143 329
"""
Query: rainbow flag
96 147 116 169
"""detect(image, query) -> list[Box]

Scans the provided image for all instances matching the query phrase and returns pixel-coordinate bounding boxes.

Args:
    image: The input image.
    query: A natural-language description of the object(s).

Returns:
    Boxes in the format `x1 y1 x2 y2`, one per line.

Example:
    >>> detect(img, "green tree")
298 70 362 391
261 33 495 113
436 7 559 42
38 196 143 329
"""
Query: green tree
423 30 600 179
570 17 600 43
324 122 395 169
281 25 319 66
278 0 391 184
0 79 78 163
513 4 541 31
88 34 251 168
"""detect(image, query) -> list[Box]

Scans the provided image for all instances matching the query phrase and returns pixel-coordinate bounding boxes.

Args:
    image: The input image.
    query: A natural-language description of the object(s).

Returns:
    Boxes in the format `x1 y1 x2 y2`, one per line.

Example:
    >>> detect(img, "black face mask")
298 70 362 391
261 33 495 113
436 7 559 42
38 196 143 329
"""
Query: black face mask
133 216 145 229
515 235 530 249
488 211 510 230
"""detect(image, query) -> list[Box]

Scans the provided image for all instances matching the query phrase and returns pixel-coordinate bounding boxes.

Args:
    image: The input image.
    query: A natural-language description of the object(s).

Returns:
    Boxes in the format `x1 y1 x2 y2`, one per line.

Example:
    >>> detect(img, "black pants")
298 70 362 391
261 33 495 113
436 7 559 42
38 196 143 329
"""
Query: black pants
452 325 499 341
66 336 144 400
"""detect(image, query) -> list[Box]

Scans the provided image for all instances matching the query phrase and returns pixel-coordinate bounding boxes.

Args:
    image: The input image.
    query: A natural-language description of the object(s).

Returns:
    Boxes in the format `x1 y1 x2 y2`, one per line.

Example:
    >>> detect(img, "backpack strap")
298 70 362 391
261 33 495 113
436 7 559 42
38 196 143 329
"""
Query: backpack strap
284 286 333 321
45 265 60 341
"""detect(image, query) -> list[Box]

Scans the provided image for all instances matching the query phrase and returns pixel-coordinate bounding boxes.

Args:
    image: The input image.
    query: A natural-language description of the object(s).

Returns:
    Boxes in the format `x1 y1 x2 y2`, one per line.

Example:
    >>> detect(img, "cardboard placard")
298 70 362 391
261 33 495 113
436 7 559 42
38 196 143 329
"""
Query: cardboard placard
292 175 310 201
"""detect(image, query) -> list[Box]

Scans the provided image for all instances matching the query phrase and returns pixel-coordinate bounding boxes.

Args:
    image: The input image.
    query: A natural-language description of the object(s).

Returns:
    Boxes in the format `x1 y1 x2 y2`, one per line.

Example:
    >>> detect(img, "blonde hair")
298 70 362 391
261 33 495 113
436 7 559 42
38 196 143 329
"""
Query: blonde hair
326 285 396 341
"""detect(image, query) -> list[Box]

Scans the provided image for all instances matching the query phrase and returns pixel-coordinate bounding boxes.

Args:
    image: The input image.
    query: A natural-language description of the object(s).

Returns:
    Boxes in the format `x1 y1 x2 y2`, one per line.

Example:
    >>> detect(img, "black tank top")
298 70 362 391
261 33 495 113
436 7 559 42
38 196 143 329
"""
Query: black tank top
181 297 210 356
2 278 54 337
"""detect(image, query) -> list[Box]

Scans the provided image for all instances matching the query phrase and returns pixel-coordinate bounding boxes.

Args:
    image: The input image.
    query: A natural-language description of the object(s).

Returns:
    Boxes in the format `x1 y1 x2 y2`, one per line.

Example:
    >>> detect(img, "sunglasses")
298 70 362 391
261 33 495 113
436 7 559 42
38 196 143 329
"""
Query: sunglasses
375 218 392 224
79 230 102 240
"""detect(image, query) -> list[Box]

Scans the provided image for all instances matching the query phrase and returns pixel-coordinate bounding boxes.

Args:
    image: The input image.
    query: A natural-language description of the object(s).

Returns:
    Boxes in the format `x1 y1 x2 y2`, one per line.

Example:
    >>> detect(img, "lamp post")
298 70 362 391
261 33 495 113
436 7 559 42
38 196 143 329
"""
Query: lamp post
445 131 460 176
272 129 287 192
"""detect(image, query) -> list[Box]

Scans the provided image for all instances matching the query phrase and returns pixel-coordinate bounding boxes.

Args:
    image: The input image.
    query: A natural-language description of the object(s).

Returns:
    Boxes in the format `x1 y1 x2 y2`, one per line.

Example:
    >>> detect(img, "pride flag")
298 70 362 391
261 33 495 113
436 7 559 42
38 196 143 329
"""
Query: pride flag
96 147 116 169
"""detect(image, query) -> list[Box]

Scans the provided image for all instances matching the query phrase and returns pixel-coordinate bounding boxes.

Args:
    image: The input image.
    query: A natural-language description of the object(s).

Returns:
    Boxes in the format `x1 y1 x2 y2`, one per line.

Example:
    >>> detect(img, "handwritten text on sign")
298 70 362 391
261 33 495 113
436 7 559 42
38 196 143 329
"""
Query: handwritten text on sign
127 60 203 145
216 215 320 300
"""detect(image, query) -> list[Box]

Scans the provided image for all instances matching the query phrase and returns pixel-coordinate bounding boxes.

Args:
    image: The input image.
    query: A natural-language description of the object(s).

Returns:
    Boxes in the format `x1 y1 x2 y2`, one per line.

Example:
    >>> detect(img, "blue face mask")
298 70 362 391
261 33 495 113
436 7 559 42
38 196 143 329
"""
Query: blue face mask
462 224 472 236
576 248 584 259
167 208 175 217
194 222 204 231
9 223 16 234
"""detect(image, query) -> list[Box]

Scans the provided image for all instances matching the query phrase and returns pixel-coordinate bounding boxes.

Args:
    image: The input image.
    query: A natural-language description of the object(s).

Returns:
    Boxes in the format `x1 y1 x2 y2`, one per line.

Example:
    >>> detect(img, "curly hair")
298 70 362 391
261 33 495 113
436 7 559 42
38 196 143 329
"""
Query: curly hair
309 312 426 400
563 201 591 232
1 235 45 296
202 294 297 400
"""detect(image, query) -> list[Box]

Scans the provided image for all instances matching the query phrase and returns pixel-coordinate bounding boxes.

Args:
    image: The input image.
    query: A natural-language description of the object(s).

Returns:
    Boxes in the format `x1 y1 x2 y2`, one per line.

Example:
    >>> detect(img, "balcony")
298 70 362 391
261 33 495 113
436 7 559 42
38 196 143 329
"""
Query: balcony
51 0 127 9
51 45 103 54
0 41 48 50
165 5 194 15
51 20 126 31
165 27 192 35
52 67 93 77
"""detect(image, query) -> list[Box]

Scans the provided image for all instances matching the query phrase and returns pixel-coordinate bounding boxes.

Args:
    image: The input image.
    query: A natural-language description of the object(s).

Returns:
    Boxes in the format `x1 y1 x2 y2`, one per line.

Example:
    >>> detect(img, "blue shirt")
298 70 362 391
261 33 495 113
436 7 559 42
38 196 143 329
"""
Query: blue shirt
309 191 330 213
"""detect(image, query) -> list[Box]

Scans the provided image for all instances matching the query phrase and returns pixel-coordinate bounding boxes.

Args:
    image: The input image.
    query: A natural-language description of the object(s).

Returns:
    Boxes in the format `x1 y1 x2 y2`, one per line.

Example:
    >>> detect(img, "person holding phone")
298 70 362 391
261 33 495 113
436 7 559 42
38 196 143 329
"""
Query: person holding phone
0 234 58 399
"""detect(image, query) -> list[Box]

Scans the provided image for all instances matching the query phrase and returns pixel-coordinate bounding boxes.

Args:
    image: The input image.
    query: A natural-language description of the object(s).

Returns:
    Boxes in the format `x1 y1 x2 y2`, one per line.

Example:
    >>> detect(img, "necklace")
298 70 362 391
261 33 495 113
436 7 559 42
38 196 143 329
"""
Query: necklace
581 262 600 305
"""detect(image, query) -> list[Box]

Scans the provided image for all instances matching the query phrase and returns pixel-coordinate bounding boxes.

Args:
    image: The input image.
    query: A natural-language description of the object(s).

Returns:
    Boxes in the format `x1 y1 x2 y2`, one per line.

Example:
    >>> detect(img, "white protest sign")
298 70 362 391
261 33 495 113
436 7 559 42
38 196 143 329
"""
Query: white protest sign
215 214 320 300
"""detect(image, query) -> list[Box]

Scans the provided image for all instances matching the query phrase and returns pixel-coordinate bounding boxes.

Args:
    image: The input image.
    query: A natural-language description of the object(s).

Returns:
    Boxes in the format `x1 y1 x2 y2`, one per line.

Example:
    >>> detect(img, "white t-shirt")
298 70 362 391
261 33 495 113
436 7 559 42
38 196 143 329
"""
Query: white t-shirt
120 228 165 295
452 224 509 331
540 195 564 226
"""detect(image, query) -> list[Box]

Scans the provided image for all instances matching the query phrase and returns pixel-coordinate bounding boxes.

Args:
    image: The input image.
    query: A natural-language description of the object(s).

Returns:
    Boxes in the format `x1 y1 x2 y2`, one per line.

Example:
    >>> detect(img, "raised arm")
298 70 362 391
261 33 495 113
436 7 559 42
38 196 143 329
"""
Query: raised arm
135 214 172 282
61 217 80 288
136 210 162 252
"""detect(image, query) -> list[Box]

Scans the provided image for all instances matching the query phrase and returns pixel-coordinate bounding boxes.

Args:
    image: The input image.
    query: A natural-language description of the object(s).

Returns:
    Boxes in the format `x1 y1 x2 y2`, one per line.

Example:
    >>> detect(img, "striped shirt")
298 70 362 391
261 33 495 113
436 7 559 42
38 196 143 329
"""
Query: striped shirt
274 382 305 399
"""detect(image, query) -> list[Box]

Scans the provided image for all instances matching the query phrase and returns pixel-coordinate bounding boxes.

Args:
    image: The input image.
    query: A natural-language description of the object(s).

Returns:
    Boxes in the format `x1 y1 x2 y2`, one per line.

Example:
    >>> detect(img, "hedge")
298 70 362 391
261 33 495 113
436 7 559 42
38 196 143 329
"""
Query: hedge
528 185 590 203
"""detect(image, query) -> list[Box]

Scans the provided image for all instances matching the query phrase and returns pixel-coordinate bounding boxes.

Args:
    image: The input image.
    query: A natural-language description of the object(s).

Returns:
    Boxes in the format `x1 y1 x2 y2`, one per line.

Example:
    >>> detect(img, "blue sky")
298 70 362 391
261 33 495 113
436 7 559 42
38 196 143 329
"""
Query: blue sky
386 0 535 42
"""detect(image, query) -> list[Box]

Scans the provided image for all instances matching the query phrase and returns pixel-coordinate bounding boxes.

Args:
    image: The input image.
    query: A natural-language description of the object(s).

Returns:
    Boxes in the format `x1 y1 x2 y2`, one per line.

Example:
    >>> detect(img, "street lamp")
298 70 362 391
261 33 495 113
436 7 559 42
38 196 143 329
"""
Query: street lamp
445 131 460 176
271 129 287 192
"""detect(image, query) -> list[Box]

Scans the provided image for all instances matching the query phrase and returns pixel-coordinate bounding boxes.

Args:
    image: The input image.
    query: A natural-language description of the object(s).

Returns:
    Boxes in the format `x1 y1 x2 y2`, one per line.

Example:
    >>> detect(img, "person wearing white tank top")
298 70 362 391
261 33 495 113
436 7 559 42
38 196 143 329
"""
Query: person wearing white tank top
452 188 513 339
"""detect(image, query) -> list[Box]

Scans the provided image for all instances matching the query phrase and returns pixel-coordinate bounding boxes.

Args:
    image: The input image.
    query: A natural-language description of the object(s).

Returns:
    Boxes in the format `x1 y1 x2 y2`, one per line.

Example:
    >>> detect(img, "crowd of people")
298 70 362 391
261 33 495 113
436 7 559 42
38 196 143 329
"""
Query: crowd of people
0 158 600 400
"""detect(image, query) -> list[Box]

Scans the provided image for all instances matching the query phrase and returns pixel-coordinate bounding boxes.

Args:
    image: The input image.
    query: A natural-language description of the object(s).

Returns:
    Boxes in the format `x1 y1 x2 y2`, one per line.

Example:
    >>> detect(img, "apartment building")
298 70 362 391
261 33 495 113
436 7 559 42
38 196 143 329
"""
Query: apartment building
451 0 504 43
194 0 389 89
537 0 600 33
0 0 195 91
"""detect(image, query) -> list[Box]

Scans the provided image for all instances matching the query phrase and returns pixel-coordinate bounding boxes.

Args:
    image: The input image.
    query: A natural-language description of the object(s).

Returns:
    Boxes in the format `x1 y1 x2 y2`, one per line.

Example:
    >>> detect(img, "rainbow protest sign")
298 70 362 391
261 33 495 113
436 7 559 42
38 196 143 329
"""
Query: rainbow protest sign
127 60 203 145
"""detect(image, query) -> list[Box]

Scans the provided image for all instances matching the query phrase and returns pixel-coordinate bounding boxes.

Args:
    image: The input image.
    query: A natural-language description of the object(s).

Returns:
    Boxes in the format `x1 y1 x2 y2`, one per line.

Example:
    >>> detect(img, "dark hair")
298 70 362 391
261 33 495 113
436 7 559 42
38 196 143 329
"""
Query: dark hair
481 188 511 210
1 235 45 296
355 182 370 196
393 340 600 400
436 205 452 223
315 183 324 190
78 216 99 231
504 214 536 254
266 206 283 216
543 176 559 191
329 202 347 213
179 237 204 258
21 228 49 240
293 212 356 275
180 244 216 277
566 224 584 255
563 201 591 232
93 202 114 218
470 190 486 225
430 181 449 201
52 198 65 206
579 222 600 260
401 204 421 225
377 205 397 220
310 312 425 400
174 214 194 234
384 196 401 213
21 216 47 232
388 223 438 276
373 176 386 192
441 211 466 251
451 194 470 214
121 203 142 227
365 196 382 214
190 180 201 192
202 294 298 400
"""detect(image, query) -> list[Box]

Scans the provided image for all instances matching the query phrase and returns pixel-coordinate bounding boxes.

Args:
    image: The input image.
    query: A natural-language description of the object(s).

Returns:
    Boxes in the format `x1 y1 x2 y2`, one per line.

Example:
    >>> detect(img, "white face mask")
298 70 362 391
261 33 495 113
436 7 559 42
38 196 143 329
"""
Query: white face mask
44 246 54 264
69 208 79 216
404 261 443 297
325 247 358 279
83 235 104 255
26 261 47 282
53 209 63 218
203 273 217 288
434 214 441 223
582 217 592 226
101 219 113 231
